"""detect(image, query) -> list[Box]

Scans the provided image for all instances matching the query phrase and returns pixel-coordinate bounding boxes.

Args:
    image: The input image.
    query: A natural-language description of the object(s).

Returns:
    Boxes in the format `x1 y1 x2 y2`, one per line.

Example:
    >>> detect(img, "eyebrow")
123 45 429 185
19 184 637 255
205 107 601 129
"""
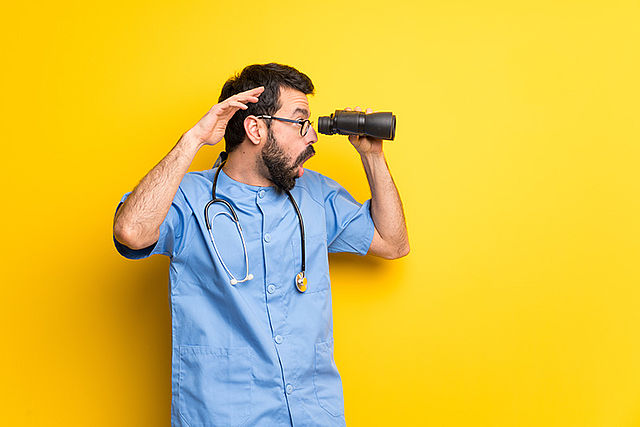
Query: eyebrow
292 107 309 118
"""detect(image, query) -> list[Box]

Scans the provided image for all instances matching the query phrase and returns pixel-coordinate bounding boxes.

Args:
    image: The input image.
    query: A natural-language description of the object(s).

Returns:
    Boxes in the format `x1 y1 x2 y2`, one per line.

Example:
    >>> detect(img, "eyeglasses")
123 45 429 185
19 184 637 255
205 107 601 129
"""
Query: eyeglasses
255 115 313 137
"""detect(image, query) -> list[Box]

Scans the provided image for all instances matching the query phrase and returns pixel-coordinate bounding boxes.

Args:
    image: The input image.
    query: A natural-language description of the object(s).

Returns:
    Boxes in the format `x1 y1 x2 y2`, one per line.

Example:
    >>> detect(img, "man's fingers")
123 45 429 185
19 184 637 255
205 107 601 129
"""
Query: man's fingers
241 95 260 103
239 86 265 95
228 100 248 110
225 86 264 105
241 86 265 97
234 91 262 103
345 106 374 113
231 94 255 102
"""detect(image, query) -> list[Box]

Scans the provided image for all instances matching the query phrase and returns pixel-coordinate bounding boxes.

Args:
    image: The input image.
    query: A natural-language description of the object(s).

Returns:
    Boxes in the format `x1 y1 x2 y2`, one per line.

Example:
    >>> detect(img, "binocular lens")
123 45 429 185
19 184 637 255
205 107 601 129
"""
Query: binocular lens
317 110 396 140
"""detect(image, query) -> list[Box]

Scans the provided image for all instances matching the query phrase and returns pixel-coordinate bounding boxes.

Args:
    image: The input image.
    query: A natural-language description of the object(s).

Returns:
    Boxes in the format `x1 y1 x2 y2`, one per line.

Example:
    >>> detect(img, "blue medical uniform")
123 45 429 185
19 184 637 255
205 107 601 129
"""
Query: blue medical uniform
113 167 374 426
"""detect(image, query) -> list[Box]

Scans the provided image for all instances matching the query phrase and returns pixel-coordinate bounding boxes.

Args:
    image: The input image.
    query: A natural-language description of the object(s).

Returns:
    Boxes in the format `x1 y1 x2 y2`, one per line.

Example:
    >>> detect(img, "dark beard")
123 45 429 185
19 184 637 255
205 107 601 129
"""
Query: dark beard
261 128 315 192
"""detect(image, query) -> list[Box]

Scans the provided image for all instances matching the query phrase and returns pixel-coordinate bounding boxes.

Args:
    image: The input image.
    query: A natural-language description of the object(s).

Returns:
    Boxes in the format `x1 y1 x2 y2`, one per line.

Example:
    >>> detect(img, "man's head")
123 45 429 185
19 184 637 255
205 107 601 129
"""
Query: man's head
219 63 317 192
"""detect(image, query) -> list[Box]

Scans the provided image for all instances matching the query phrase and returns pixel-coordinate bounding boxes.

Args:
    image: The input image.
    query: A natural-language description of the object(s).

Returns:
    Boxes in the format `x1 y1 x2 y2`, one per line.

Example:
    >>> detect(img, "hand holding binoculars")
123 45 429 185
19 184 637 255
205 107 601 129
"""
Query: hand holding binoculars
317 110 396 141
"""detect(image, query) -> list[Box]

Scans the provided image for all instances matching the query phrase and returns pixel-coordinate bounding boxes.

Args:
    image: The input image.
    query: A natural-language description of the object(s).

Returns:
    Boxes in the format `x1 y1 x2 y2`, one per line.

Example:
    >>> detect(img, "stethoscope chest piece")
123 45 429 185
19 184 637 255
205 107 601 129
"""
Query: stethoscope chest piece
295 272 307 293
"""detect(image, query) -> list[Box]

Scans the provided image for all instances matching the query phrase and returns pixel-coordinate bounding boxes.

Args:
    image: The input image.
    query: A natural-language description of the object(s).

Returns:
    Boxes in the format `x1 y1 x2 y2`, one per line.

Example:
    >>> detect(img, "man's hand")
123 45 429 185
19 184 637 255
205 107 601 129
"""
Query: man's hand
189 86 265 146
345 106 384 155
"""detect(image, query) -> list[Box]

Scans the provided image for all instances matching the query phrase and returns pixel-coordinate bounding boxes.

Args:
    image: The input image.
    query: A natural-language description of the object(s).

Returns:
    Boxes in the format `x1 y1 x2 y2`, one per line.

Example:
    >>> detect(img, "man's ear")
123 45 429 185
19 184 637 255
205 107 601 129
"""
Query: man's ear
244 115 263 146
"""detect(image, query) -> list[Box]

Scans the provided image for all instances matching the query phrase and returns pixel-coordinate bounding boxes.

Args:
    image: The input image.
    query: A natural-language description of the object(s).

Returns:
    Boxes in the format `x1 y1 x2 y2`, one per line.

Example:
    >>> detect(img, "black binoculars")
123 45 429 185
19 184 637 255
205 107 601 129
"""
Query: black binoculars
317 110 396 141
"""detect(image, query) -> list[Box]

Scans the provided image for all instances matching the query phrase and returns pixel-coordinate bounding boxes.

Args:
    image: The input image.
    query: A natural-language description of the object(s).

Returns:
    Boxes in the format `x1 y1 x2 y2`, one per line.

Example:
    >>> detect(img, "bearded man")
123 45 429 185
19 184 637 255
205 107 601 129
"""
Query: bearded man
112 63 409 426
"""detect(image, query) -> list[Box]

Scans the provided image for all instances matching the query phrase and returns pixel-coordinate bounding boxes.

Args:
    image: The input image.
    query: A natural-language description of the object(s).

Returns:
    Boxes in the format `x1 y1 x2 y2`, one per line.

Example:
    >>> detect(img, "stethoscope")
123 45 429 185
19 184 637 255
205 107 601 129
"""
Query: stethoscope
204 152 308 293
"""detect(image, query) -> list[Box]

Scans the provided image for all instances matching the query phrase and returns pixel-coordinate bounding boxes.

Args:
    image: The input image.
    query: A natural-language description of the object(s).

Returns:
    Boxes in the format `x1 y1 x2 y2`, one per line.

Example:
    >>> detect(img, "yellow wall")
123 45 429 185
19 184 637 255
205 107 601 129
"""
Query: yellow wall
2 0 639 425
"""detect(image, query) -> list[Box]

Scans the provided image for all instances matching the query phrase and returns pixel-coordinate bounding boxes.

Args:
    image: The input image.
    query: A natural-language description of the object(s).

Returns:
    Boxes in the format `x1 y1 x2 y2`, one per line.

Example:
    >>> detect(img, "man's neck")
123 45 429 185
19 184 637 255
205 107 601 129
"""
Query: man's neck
222 147 275 188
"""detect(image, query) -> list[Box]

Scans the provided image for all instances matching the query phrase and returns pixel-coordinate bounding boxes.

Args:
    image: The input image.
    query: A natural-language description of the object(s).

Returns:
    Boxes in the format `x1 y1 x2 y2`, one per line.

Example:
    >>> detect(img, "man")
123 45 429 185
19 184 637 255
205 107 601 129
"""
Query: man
113 63 409 426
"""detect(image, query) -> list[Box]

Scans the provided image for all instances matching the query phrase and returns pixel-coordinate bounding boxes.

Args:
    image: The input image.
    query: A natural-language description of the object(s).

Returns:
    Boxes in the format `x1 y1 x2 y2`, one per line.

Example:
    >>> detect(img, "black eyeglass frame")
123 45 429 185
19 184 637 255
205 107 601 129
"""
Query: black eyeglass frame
255 115 313 137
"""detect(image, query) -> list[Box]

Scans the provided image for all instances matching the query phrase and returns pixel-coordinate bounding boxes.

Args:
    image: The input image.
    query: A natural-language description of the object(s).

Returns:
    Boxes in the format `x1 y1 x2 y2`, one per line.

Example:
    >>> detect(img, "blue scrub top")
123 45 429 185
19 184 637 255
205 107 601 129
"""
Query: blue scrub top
113 166 374 426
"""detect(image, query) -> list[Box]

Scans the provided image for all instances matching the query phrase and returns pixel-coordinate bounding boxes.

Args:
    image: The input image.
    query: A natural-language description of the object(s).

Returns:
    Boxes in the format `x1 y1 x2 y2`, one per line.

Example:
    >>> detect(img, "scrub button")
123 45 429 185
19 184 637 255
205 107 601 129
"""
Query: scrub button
286 384 294 394
267 284 276 294
264 233 271 243
274 335 283 344
258 190 265 198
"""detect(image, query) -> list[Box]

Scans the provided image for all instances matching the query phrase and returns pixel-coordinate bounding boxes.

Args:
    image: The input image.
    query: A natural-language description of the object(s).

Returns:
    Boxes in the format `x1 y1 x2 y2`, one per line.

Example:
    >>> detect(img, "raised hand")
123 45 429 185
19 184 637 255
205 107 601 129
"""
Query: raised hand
190 86 265 146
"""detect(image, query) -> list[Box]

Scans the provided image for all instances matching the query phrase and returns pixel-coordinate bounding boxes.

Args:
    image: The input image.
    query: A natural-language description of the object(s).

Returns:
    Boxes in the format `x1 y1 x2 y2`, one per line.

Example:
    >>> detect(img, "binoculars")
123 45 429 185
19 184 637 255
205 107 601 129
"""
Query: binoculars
318 110 396 141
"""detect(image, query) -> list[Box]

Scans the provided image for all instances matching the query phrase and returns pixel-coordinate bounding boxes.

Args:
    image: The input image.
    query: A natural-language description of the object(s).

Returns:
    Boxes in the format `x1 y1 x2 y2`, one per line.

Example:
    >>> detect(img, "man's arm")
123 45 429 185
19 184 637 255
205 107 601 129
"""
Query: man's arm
113 131 203 249
113 86 265 250
347 107 409 260
361 152 409 259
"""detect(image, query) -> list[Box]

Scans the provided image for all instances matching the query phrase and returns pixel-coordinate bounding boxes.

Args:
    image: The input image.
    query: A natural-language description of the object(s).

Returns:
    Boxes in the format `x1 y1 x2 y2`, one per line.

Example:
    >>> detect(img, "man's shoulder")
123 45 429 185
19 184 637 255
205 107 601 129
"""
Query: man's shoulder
184 168 214 182
180 169 214 192
295 168 350 207
171 169 215 210
295 168 326 194
296 167 338 188
297 167 347 193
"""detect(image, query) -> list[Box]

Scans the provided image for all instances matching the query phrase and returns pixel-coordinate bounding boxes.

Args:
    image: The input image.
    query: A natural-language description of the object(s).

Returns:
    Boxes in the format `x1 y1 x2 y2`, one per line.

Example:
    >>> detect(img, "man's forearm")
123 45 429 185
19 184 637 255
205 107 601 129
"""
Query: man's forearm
113 130 203 249
361 151 409 254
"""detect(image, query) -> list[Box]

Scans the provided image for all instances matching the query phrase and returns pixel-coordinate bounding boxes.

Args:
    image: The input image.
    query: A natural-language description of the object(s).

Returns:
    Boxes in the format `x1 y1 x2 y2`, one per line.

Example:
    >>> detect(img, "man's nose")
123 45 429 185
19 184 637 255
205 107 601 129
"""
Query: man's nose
305 125 318 144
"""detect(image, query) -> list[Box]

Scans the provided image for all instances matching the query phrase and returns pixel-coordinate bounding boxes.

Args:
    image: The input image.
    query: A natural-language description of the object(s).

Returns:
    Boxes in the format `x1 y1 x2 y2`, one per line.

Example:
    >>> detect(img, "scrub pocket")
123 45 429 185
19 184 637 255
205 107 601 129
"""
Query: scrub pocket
178 345 253 426
313 338 345 417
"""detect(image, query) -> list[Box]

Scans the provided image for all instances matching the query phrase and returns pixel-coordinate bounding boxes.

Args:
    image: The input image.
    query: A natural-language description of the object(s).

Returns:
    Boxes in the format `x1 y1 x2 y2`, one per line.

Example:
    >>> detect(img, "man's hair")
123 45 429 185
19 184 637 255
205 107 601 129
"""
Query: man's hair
219 63 315 153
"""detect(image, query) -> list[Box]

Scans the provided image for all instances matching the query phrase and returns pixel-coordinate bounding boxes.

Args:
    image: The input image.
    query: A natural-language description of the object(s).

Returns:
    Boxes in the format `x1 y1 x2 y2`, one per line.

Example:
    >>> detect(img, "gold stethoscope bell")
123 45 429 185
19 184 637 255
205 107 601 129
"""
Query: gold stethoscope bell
295 272 307 293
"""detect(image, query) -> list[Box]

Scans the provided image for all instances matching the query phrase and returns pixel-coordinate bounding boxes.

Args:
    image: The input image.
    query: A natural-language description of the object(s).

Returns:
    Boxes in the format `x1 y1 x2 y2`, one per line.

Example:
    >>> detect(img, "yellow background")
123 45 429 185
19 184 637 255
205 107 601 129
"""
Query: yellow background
2 0 639 425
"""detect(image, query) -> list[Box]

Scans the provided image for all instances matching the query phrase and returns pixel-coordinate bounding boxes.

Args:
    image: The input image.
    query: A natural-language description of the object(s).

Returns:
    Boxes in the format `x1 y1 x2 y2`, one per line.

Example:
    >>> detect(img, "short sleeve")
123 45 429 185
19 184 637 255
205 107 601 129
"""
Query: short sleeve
112 186 191 260
321 175 375 255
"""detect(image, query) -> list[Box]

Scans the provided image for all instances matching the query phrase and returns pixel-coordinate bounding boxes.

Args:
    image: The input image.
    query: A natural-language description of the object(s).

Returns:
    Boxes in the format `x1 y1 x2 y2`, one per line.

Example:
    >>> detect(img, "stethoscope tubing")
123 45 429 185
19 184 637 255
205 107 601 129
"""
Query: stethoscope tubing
285 190 305 274
205 154 307 291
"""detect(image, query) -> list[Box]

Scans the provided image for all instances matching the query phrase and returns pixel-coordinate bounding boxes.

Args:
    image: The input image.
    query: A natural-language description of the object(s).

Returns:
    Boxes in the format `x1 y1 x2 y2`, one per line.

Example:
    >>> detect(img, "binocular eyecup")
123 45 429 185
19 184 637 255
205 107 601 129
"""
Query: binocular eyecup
317 110 396 141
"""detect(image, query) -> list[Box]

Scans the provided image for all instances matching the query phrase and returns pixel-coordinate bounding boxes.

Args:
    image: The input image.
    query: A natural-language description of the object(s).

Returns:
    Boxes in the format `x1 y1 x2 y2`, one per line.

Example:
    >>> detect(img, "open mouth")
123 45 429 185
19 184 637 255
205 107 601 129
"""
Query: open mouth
296 147 315 177
302 146 316 163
